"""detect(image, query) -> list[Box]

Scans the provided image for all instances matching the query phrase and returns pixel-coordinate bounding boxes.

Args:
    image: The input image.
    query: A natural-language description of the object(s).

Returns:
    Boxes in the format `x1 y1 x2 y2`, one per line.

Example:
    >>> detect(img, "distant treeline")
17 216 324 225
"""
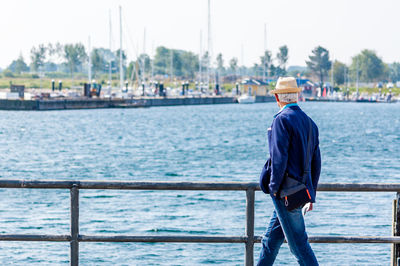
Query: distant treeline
1 42 290 82
2 42 400 87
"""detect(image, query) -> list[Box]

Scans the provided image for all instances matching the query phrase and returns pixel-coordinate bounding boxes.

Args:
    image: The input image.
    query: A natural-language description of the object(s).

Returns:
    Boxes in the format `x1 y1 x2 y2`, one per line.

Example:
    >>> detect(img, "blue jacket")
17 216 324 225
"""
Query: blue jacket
267 104 321 202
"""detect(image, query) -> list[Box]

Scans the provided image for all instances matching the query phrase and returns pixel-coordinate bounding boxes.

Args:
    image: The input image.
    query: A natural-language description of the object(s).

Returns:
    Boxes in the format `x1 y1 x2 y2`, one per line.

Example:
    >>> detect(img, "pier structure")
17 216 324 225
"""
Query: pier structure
0 96 275 111
0 180 400 265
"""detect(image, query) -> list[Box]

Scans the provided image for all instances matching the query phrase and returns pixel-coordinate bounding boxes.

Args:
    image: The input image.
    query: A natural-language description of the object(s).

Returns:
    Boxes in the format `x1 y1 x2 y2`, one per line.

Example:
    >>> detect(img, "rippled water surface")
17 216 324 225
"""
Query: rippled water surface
0 102 400 265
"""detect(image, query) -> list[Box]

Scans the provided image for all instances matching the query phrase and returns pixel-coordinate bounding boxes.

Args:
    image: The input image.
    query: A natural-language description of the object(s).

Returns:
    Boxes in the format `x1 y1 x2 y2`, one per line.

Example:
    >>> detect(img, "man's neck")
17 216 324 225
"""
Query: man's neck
278 101 297 109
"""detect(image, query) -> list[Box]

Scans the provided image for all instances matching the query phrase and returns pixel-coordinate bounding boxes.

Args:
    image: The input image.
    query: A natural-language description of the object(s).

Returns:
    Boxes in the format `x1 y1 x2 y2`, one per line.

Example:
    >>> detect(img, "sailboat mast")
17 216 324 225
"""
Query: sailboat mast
356 57 359 96
241 44 244 77
263 23 266 82
142 28 146 83
199 30 202 90
207 0 211 92
109 9 112 85
151 41 154 81
170 50 173 82
330 56 334 89
88 36 91 83
119 6 123 90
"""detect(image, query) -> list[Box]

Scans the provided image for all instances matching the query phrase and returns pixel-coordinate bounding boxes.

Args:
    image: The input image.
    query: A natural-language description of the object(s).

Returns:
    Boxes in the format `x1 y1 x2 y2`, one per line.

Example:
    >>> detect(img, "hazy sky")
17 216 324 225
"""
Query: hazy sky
1 0 400 69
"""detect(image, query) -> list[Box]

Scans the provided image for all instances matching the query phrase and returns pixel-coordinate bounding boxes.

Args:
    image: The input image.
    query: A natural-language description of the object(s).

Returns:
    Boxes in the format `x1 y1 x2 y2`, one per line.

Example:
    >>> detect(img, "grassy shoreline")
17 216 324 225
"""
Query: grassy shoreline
0 77 398 95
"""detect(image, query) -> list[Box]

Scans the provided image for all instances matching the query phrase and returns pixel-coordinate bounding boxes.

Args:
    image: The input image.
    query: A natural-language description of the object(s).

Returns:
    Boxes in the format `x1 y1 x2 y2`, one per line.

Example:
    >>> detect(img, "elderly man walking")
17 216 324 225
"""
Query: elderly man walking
258 77 321 265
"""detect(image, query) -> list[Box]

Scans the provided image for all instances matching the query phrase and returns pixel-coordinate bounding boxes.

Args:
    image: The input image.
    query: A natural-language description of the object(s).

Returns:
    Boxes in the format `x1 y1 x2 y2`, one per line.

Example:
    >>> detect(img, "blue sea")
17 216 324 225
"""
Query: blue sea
0 102 400 265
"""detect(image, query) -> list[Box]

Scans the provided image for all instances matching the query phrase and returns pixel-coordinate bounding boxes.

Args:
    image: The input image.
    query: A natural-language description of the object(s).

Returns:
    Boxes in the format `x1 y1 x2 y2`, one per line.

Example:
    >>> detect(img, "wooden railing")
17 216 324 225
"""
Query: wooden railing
0 180 399 266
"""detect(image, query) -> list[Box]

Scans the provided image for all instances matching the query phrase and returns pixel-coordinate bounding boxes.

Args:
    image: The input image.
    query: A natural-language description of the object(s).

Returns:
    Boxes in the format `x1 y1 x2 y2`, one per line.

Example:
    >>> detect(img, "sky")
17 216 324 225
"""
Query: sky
1 0 400 69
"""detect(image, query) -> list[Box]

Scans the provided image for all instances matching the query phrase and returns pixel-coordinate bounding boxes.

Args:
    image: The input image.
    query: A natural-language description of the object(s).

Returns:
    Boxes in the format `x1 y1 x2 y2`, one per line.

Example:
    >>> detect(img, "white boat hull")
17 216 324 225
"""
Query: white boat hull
238 95 256 104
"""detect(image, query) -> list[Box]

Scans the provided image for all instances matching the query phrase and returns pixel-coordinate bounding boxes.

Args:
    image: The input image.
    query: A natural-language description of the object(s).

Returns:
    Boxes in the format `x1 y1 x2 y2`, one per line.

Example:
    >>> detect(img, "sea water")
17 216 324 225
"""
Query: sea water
0 102 399 265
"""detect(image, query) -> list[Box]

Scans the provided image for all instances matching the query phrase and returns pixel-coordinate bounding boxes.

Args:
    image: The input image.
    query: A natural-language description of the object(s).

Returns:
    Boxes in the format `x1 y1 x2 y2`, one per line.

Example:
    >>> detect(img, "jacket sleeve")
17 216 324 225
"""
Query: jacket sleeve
268 115 290 195
311 128 321 192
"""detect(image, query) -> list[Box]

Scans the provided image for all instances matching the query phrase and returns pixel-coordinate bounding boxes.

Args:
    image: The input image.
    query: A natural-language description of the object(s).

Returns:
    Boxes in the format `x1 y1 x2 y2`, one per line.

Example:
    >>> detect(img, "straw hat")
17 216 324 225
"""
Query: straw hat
270 77 301 94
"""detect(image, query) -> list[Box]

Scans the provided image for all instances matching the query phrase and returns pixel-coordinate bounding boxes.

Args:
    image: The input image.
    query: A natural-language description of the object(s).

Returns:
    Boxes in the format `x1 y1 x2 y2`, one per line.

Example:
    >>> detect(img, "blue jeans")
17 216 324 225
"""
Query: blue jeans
257 195 318 266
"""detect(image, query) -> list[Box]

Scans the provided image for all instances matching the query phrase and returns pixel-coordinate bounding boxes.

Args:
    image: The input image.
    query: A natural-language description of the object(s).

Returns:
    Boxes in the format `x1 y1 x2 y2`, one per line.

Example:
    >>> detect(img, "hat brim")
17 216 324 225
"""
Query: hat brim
270 87 302 94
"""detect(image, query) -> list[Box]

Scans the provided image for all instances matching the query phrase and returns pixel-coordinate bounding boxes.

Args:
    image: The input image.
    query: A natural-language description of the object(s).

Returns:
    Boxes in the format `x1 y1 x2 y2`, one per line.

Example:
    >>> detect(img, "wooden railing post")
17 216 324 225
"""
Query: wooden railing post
245 189 255 266
392 198 396 266
396 192 400 266
70 184 79 266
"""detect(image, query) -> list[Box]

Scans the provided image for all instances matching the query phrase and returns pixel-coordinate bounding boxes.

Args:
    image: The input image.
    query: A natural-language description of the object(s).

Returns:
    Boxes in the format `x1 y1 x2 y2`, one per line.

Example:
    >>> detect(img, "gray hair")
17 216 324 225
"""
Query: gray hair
277 93 298 103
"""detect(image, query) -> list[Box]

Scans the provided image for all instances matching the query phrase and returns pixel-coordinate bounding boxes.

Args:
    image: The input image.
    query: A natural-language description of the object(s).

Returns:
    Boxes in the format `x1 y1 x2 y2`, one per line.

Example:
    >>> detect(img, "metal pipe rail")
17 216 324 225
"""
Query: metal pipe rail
1 234 400 243
0 180 399 266
2 179 400 191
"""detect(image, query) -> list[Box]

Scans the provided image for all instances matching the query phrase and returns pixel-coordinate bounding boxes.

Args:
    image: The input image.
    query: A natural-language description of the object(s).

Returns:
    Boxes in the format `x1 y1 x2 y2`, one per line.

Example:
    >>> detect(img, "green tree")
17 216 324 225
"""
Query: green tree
229 57 238 72
389 62 400 82
30 44 47 72
7 54 29 74
269 65 277 77
179 50 198 78
276 45 289 76
216 53 224 71
47 42 64 63
131 53 152 81
277 46 288 68
91 48 106 76
152 46 199 78
64 43 87 78
138 53 151 75
154 46 170 75
332 60 348 85
2 69 14 78
126 61 138 82
260 50 273 77
171 50 182 77
201 51 210 70
252 63 260 77
229 57 239 81
306 46 332 87
350 49 385 82
115 49 127 75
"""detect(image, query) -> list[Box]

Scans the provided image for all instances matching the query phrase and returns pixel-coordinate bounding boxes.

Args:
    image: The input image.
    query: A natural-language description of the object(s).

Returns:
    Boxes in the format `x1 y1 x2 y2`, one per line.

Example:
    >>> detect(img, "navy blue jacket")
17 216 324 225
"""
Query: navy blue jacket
267 104 321 202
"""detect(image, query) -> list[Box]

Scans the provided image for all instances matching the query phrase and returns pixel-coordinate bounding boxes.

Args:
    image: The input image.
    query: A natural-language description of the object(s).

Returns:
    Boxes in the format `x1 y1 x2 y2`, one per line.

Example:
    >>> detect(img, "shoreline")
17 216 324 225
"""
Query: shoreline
0 96 275 111
0 95 397 111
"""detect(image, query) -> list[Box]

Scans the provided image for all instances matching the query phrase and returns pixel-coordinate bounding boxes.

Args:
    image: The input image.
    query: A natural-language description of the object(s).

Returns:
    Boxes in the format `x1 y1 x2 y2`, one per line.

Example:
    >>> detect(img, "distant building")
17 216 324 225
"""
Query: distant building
10 85 25 98
241 78 269 96
296 79 315 96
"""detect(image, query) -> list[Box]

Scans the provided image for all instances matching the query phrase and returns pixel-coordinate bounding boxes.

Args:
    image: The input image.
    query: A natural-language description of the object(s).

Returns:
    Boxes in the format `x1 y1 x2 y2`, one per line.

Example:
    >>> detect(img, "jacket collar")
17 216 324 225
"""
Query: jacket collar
274 103 298 118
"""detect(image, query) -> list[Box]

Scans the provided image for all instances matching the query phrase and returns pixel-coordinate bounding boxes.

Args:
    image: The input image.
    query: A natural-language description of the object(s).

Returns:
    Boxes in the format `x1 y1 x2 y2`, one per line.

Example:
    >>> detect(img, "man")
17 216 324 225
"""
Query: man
258 77 321 265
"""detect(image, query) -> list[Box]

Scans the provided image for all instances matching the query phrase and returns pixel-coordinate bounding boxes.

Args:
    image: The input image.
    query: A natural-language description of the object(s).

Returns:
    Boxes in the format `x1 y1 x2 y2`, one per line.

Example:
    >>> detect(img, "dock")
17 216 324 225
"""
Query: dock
0 96 275 111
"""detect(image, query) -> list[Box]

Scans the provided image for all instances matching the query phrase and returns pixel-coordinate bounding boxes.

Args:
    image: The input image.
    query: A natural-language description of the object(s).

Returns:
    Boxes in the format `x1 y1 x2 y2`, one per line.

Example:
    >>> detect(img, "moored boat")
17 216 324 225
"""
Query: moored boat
238 94 256 104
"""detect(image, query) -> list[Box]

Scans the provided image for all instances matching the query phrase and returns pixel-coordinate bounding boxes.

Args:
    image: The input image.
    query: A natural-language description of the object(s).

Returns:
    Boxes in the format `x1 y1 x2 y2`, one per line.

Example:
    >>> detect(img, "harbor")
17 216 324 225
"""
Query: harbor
0 102 399 264
0 93 396 111
2 0 400 264
0 80 398 111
